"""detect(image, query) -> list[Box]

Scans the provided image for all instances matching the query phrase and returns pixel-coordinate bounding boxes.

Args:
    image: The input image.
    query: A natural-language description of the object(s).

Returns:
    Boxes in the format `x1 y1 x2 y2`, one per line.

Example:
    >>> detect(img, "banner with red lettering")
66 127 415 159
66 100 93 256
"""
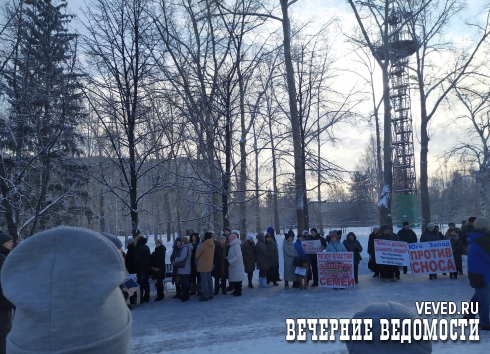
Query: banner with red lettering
374 239 410 266
408 240 456 275
301 240 324 254
317 252 355 288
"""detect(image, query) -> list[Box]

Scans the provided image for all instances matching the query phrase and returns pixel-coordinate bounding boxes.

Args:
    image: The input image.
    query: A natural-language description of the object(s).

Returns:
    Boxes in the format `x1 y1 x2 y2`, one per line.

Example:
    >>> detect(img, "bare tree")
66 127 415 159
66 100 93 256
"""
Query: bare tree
403 0 490 226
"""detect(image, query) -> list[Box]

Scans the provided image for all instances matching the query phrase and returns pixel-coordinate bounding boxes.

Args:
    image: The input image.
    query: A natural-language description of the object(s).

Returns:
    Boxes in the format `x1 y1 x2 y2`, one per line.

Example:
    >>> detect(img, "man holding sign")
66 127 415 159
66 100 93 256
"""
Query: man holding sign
420 223 442 280
307 228 326 287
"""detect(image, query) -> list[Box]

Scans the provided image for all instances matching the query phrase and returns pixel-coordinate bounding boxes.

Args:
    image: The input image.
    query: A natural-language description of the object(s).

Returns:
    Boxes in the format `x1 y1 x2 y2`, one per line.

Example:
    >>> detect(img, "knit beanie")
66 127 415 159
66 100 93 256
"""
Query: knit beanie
473 217 490 232
1 226 131 353
246 234 253 240
100 232 123 250
204 232 214 240
302 230 309 235
267 227 274 234
310 227 318 234
346 302 432 354
223 227 231 233
229 234 237 242
427 223 435 228
0 232 12 246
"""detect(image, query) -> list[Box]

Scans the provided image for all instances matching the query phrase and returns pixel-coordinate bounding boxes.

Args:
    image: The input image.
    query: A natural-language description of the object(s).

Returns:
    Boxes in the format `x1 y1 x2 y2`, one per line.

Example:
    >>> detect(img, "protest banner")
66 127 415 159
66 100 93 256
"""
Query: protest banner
462 255 468 275
408 240 456 275
317 252 355 288
301 240 324 254
374 239 410 266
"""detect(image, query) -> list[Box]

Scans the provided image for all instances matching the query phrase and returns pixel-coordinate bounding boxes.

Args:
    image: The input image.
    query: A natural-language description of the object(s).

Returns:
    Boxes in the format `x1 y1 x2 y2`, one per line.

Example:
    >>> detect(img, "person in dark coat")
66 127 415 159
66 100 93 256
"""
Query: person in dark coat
124 233 142 274
170 237 182 299
397 221 417 274
420 223 440 280
213 236 229 295
343 232 363 283
309 227 327 287
294 233 309 290
241 235 256 288
189 233 200 295
368 226 380 277
151 239 166 301
255 233 270 288
265 233 279 286
0 232 13 354
378 225 400 282
133 236 152 302
445 228 462 279
267 227 281 281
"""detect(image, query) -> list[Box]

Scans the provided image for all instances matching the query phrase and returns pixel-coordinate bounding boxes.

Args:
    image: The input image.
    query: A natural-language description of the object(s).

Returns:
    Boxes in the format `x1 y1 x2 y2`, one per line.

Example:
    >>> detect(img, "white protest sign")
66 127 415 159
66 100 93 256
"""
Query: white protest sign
408 240 456 275
301 240 324 254
317 252 355 288
374 239 410 266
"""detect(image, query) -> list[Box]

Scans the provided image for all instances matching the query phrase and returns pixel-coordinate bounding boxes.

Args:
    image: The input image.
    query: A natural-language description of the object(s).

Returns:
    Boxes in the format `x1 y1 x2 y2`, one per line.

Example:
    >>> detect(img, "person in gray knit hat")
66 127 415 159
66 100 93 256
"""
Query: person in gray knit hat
0 231 13 354
346 302 432 354
1 226 132 353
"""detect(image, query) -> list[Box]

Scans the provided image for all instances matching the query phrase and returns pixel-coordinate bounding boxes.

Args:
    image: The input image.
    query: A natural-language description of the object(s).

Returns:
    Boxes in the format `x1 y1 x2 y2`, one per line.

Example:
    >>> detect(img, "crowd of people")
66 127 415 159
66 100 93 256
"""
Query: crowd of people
0 218 486 353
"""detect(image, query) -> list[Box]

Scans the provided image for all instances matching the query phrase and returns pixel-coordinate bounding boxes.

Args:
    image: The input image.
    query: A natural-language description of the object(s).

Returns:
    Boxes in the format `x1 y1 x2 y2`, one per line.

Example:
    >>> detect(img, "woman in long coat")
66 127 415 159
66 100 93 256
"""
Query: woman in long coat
282 230 298 288
241 235 256 288
212 236 229 295
227 233 245 296
255 233 270 288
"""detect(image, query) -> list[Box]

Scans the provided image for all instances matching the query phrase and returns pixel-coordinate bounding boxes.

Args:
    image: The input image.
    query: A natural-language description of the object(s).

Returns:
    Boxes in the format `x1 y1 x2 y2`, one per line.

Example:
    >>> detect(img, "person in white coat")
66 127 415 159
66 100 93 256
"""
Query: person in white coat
226 232 245 296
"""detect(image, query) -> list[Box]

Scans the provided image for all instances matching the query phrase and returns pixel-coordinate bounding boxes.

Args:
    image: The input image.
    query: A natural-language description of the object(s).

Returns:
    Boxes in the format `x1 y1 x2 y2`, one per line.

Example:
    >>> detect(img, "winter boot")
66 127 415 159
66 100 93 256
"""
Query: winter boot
233 282 242 296
285 281 289 289
292 281 300 288
155 284 165 302
433 274 438 279
180 286 190 302
172 284 181 299
248 280 254 289
429 275 434 280
190 283 196 295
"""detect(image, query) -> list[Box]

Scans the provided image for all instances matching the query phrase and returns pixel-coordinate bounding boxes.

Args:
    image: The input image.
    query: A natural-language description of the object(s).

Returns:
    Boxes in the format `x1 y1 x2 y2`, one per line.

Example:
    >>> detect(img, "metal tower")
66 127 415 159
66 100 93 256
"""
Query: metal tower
387 9 419 225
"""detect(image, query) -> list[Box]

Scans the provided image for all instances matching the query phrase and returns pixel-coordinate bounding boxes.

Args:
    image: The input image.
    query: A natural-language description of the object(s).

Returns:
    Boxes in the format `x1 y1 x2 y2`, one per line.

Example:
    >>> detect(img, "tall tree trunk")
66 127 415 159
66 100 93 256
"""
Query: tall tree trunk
254 133 261 233
476 171 488 217
222 94 231 228
238 65 247 239
418 64 431 228
317 103 324 236
280 0 304 232
268 113 280 234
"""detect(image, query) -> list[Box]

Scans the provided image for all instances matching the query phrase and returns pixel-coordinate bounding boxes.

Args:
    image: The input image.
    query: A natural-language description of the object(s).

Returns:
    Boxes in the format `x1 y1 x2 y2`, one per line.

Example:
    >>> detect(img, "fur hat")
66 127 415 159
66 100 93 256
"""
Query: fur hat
2 226 131 353
310 227 318 234
346 302 432 354
473 217 490 232
427 222 435 228
403 221 409 226
0 232 12 246
204 232 214 240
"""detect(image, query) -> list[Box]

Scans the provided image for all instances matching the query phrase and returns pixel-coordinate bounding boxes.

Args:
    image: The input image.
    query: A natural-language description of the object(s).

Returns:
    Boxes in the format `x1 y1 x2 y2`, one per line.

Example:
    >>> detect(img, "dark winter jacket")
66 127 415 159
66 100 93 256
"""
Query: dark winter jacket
255 233 270 270
190 235 200 275
266 239 279 267
343 236 363 264
311 233 327 250
124 235 141 274
0 246 14 311
150 244 166 280
467 230 490 288
133 237 151 275
445 233 462 271
367 232 378 257
397 228 417 244
420 228 440 243
170 237 182 262
212 241 229 278
241 240 256 273
267 227 277 244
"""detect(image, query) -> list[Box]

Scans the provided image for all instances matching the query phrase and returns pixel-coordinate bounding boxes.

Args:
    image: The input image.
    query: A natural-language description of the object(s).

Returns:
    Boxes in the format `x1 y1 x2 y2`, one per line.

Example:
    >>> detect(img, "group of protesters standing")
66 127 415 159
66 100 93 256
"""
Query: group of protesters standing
367 220 468 282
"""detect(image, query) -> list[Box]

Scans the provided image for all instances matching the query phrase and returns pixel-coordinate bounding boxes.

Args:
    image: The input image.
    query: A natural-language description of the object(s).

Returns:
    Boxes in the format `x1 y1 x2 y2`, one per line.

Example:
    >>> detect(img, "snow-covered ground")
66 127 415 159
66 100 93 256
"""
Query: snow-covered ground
124 227 490 354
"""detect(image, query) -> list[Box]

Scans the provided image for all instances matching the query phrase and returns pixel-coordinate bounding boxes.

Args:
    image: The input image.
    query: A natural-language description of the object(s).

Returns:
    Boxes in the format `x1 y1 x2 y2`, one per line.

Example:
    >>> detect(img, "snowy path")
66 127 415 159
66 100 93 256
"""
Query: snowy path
130 272 489 354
